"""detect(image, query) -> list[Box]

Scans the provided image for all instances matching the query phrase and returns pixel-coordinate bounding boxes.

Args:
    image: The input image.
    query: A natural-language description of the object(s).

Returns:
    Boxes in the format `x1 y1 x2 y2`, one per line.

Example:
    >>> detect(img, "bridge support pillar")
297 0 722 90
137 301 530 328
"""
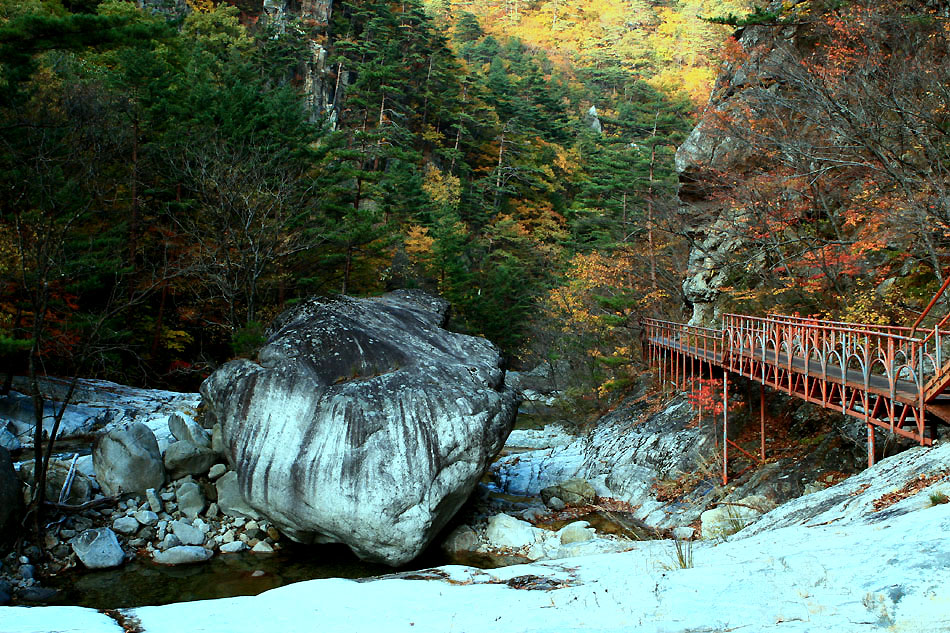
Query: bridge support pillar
723 371 729 485
760 384 766 462
867 423 875 468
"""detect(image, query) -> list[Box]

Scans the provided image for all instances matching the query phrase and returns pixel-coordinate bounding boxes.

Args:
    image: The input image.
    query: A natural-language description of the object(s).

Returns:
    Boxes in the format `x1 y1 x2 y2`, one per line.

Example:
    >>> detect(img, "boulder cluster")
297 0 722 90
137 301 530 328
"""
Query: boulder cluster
1 414 281 604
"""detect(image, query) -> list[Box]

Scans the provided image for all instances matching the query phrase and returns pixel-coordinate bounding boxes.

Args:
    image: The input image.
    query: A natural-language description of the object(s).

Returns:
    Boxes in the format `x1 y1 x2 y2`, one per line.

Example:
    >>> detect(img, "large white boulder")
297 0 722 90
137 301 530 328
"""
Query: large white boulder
201 291 519 565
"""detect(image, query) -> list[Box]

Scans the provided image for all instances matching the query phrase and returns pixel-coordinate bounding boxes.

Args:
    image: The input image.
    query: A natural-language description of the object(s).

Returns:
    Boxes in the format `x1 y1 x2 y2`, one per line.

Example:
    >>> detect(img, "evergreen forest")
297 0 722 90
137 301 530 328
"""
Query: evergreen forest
5 0 950 404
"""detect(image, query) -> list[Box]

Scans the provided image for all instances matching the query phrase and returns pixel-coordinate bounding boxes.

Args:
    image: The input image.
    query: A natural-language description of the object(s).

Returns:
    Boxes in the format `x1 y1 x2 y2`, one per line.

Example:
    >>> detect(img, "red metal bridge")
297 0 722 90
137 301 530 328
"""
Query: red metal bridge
643 311 950 483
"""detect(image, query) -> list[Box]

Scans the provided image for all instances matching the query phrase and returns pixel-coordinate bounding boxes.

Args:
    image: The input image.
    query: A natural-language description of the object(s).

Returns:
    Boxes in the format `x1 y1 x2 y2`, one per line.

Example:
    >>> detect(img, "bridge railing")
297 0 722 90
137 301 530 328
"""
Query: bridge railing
722 313 950 398
642 318 724 361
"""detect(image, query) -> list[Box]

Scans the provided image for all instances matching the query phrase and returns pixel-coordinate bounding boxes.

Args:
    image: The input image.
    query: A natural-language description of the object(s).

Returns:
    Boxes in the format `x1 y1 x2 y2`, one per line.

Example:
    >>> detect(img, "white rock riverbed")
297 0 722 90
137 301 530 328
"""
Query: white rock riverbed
1 377 200 449
4 442 949 633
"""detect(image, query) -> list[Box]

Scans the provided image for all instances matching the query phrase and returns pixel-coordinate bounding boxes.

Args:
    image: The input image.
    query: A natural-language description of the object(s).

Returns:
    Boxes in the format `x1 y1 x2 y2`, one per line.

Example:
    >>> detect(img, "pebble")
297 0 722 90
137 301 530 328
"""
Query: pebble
113 516 140 535
72 528 125 569
146 488 162 513
160 491 175 502
267 527 280 541
18 556 28 565
232 517 246 529
160 534 182 551
170 520 205 546
222 529 235 544
135 510 159 526
19 565 34 580
251 541 274 553
220 541 247 554
208 464 227 480
176 481 206 520
206 502 219 520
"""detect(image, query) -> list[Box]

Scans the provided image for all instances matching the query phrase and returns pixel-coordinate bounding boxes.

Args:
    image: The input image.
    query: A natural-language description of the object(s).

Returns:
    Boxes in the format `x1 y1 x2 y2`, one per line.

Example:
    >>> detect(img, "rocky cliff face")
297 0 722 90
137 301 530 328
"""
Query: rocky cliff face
261 0 335 123
675 3 797 325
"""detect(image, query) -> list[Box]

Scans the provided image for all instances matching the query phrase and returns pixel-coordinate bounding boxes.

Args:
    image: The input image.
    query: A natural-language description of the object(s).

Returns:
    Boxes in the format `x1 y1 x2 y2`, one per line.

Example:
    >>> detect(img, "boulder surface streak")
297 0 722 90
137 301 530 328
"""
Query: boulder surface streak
201 291 518 565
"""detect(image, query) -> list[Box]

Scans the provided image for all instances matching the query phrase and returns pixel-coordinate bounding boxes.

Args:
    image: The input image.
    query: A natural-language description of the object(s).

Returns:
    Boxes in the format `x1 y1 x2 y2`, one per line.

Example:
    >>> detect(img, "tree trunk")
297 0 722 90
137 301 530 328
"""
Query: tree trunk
128 115 140 275
647 112 659 290
343 246 352 295
493 129 506 212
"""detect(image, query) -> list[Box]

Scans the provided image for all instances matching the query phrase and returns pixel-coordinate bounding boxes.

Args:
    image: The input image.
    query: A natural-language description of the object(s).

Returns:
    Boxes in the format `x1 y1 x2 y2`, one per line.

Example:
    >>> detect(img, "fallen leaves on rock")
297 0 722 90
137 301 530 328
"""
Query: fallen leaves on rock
531 497 640 526
871 471 949 512
498 575 569 591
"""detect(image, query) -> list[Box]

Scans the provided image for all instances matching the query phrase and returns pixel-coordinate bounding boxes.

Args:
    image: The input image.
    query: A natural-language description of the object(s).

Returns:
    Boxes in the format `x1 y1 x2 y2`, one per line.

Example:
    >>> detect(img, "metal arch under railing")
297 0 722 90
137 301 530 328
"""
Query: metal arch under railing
722 313 950 394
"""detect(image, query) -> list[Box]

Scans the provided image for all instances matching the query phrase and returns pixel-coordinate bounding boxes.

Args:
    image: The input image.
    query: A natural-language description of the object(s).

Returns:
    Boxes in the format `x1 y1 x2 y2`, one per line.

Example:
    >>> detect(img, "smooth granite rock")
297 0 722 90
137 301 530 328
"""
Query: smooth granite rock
152 546 213 565
201 290 519 565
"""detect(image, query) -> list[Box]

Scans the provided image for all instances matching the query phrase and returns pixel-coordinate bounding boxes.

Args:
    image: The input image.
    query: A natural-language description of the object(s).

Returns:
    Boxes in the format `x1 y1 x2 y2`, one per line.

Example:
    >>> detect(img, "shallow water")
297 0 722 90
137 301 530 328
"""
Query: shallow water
37 415 582 609
47 541 449 609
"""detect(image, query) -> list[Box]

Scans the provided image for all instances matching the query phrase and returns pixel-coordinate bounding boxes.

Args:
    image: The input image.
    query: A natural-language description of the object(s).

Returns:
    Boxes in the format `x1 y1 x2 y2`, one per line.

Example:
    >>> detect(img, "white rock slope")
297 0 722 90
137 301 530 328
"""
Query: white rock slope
5 442 949 633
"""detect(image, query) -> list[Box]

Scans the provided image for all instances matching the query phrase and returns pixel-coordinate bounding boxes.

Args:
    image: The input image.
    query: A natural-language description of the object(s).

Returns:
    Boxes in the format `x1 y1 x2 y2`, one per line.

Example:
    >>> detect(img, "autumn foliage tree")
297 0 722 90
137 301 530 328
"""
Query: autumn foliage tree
694 0 950 322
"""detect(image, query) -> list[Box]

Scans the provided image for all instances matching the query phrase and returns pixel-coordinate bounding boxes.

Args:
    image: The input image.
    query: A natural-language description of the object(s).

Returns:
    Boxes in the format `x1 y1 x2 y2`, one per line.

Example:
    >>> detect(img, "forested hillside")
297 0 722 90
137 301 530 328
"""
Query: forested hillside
677 0 950 327
1 0 747 394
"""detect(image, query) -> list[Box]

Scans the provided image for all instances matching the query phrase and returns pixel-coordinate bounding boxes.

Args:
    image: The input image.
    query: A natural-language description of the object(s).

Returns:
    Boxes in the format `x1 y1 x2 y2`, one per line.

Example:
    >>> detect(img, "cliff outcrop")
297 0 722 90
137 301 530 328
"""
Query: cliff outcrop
677 0 950 324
